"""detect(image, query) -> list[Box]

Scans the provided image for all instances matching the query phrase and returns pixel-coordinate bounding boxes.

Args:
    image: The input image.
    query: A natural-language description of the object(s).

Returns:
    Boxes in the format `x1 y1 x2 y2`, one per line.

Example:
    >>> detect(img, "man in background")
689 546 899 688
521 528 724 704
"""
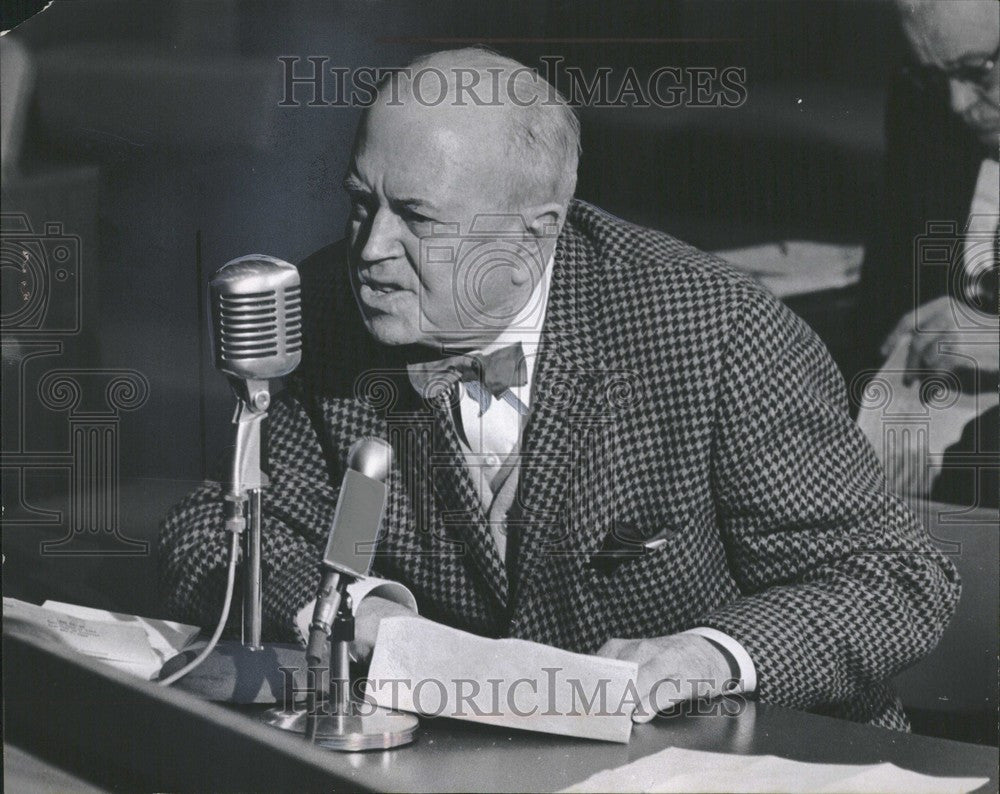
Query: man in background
855 0 998 507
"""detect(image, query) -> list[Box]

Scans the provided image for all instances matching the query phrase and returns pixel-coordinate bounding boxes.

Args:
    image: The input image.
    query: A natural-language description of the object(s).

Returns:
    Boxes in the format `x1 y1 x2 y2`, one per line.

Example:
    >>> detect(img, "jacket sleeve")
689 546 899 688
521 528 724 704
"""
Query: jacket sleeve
699 288 961 713
158 381 338 643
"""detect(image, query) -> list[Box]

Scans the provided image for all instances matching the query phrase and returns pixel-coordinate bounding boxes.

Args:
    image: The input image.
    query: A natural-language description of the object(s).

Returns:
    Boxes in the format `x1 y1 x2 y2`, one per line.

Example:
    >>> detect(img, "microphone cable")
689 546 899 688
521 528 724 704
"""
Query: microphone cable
158 531 240 687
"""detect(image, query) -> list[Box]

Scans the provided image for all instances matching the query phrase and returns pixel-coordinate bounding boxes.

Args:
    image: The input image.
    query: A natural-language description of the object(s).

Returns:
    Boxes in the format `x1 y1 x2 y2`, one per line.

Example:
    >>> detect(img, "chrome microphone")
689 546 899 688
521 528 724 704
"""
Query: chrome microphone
275 436 415 750
208 254 302 502
307 438 393 665
208 254 302 650
210 255 302 384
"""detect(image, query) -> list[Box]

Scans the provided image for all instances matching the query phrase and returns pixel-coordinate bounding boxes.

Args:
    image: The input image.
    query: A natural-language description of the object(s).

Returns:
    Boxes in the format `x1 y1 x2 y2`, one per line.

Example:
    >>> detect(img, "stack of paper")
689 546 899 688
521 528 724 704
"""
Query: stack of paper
561 747 989 793
3 597 200 680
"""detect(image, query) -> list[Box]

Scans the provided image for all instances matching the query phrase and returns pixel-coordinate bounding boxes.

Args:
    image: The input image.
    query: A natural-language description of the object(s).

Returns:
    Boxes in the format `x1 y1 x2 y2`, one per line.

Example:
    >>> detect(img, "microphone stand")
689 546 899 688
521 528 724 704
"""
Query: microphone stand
261 582 418 751
158 378 274 688
225 377 271 651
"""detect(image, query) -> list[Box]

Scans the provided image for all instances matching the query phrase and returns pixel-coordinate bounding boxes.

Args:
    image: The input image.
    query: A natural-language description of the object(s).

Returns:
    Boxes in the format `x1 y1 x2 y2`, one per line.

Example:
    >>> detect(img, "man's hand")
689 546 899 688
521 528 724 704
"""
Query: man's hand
595 634 736 723
351 595 418 663
295 594 418 665
881 296 999 388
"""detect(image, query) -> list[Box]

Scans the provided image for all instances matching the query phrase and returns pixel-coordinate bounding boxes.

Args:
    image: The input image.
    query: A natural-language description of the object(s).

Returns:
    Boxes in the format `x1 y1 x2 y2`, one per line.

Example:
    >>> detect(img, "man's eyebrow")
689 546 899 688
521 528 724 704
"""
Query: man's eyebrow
939 47 999 71
394 197 440 213
341 175 440 213
342 175 369 192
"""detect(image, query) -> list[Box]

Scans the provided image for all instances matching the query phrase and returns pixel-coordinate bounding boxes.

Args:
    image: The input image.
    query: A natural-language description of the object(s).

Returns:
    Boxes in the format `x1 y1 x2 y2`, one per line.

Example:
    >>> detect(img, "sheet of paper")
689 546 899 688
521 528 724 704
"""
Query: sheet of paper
3 597 158 670
366 616 638 743
714 241 863 298
857 335 998 498
42 599 201 676
561 747 989 793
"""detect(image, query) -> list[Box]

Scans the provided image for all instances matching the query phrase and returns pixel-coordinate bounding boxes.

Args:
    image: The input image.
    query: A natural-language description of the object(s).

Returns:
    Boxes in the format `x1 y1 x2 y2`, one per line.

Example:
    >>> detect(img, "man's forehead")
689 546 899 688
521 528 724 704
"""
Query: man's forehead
354 100 513 195
900 0 999 67
367 93 513 143
359 108 462 164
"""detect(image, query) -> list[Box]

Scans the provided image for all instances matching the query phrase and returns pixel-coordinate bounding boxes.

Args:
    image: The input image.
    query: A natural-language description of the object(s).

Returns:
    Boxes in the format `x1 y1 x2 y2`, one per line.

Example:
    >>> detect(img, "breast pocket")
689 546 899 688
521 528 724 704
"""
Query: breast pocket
585 521 681 578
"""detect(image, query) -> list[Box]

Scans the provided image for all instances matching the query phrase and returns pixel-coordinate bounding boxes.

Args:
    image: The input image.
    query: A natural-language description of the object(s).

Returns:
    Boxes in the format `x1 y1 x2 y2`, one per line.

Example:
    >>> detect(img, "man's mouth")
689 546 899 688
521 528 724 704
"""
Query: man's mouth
358 278 408 305
361 278 402 295
365 282 402 295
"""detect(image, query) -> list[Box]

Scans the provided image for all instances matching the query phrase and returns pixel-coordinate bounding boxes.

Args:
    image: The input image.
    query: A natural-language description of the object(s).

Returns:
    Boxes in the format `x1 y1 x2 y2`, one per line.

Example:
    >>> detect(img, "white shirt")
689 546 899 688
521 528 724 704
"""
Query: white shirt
453 257 553 560
964 158 999 285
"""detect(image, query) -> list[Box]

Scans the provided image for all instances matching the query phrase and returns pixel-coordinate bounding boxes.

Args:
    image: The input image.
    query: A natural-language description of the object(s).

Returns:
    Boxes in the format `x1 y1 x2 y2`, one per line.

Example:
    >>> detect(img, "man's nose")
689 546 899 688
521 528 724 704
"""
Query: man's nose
948 79 980 117
359 207 404 263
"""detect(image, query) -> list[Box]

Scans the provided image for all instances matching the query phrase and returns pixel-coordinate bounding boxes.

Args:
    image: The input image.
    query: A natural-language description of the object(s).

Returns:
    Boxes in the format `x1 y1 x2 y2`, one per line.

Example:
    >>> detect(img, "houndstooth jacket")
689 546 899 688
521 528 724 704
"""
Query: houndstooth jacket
160 199 960 730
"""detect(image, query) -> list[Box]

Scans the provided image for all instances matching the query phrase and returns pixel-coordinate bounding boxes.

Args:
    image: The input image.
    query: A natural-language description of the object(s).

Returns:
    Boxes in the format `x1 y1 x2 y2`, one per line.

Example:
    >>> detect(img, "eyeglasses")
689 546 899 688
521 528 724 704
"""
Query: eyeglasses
905 44 1000 98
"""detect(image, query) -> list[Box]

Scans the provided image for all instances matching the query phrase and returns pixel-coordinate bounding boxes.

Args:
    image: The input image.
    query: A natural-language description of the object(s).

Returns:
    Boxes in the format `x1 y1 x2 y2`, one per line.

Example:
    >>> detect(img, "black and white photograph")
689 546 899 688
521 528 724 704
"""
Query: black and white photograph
1 0 997 791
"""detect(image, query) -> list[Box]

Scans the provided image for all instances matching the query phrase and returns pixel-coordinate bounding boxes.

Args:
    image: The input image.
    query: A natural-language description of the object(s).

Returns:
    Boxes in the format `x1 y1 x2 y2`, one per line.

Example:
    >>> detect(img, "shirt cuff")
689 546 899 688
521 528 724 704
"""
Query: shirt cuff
346 577 419 615
295 576 418 644
682 626 758 694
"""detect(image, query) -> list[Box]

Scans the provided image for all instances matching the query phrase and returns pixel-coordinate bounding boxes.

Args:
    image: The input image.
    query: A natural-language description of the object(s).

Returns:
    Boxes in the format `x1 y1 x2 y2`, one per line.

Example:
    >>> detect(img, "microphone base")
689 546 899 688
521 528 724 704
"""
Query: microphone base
260 704 418 751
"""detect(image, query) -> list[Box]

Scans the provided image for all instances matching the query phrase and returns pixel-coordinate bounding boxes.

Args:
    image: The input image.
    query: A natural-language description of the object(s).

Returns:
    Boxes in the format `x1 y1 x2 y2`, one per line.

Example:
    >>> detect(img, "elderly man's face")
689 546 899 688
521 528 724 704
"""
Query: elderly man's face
901 0 999 145
344 97 544 349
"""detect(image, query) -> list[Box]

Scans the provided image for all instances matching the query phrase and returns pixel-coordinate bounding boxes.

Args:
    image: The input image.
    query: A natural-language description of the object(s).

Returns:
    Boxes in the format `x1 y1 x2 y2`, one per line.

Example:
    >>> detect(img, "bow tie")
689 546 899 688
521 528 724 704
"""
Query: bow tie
407 343 528 413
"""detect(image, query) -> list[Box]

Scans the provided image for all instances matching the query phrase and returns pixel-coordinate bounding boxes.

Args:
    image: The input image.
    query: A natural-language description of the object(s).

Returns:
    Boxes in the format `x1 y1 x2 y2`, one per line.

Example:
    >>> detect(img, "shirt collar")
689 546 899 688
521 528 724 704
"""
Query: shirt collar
466 253 553 401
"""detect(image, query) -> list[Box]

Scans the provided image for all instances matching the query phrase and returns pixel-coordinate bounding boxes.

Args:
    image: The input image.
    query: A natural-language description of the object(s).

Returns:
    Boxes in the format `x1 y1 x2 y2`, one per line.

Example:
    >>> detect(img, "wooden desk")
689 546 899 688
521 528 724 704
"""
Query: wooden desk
4 631 997 793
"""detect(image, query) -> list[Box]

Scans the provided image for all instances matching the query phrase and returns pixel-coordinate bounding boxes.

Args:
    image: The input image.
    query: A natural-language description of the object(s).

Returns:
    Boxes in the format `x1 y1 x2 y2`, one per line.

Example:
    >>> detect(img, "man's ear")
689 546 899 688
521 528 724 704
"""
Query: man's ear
521 202 566 239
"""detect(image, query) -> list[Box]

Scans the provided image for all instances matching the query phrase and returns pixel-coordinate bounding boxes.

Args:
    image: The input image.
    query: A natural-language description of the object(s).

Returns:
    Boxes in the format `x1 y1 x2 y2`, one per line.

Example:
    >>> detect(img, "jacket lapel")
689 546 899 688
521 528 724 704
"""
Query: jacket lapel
508 222 617 622
317 367 509 617
427 395 510 607
348 365 510 611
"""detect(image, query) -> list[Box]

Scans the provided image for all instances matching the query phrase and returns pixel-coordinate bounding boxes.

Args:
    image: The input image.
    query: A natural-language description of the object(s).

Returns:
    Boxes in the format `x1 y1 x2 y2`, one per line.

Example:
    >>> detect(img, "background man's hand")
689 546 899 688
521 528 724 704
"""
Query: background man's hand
595 634 736 723
880 296 999 388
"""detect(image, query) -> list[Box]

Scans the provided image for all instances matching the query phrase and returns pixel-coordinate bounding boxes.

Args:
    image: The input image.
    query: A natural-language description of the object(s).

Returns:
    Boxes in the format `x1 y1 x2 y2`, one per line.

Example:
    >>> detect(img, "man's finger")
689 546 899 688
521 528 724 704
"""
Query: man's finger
595 638 627 659
920 347 965 378
633 680 687 723
903 333 936 383
348 639 372 665
881 315 913 358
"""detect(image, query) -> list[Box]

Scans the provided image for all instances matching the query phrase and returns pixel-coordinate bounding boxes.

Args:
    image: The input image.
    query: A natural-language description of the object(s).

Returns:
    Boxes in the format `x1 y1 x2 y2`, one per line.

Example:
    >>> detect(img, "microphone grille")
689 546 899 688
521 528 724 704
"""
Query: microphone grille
210 256 302 380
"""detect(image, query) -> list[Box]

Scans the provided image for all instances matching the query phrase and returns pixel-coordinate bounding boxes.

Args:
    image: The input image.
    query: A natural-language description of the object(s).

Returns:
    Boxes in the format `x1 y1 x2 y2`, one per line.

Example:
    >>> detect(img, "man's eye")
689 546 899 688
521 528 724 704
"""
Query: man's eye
951 56 997 85
402 208 433 225
969 63 994 82
348 193 372 217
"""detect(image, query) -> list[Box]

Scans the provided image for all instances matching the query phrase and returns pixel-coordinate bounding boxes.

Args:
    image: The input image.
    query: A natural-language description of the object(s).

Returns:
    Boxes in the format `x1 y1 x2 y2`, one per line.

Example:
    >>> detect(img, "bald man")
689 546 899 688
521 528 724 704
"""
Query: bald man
161 48 959 730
